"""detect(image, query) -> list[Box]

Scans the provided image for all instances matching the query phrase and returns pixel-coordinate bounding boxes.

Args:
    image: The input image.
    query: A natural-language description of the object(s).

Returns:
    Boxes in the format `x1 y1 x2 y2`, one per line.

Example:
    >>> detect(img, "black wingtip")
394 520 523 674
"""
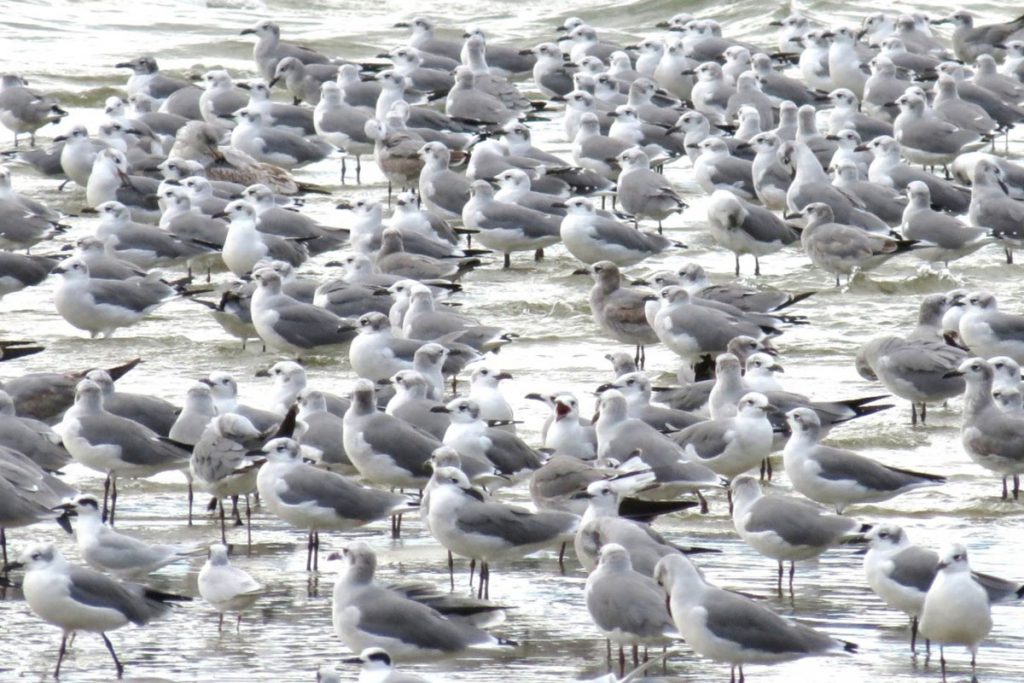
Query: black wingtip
842 640 859 653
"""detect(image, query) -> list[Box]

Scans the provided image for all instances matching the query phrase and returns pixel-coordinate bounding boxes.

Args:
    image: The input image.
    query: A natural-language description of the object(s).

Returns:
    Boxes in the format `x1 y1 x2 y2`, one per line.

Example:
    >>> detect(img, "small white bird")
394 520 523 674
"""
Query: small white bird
336 647 430 683
919 544 994 682
197 543 263 632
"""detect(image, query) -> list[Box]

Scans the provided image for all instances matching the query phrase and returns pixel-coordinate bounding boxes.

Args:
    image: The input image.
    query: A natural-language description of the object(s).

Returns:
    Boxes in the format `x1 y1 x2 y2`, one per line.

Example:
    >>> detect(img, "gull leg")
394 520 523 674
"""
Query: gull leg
776 560 783 595
1 529 6 568
236 613 242 633
312 531 320 571
727 487 733 515
187 482 193 526
55 632 68 678
738 664 745 683
766 457 773 480
910 616 918 654
730 665 736 683
218 613 224 634
754 256 761 276
911 402 918 427
245 495 252 551
448 550 455 591
232 496 243 525
971 650 977 683
1002 476 1009 500
534 248 544 261
504 253 511 269
619 646 625 677
356 156 362 184
606 639 611 668
109 479 118 528
101 633 124 678
788 561 795 595
735 253 740 277
940 646 946 682
219 499 227 545
921 402 927 424
1014 474 1020 500
340 157 346 184
760 459 767 480
558 541 567 573
305 530 314 571
632 643 639 667
469 558 476 589
696 490 708 514
102 474 111 523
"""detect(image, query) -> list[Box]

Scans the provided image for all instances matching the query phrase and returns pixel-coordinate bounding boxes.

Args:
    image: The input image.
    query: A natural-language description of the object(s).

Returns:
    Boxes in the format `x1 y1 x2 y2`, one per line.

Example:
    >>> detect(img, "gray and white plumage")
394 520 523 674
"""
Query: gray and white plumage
585 543 676 649
462 180 561 265
587 261 659 350
655 552 856 678
783 408 944 513
615 147 686 222
706 190 798 275
51 258 174 338
85 369 178 437
331 540 513 661
901 181 990 263
250 267 355 356
865 136 970 214
560 197 672 267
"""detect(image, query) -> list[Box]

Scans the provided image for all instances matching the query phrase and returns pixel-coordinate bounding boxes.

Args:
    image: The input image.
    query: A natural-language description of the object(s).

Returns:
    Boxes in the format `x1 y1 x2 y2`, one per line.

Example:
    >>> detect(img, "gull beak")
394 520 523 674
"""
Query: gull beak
239 28 255 35
494 372 513 381
596 383 618 393
430 406 451 413
341 656 364 664
936 559 950 569
942 370 964 378
268 77 280 88
770 364 784 373
3 561 24 572
254 368 271 378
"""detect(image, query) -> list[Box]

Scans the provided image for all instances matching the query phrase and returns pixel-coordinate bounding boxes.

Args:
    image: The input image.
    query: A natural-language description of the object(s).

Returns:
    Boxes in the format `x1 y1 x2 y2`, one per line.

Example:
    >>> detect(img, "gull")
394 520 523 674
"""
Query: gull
864 525 1024 656
919 544 996 682
426 466 578 598
468 367 514 425
831 159 907 225
574 478 705 576
198 543 263 632
57 380 190 524
51 258 174 338
744 132 791 210
724 72 774 129
531 394 596 459
86 369 178 437
857 295 968 424
783 408 944 512
250 267 355 357
649 287 775 371
586 261 659 368
85 148 160 218
0 357 141 424
947 358 1024 499
190 413 265 544
598 371 701 432
54 125 109 187
197 70 248 128
0 74 67 146
901 181 991 264
615 148 686 229
893 92 983 170
745 354 785 393
57 495 191 578
932 10 1024 62
258 437 414 569
780 141 888 232
261 360 349 417
445 67 521 126
693 137 756 200
596 389 721 507
219 200 309 276
528 42 575 98
71 236 146 281
705 189 799 275
241 20 334 82
170 382 216 447
586 543 677 674
244 184 348 254
331 648 430 683
559 197 674 267
572 112 630 180
864 136 971 214
384 371 448 441
331 541 514 661
958 292 1024 363
437 397 543 482
396 17 463 61
95 201 211 270
0 449 75 564
461 180 561 268
296 389 352 471
827 27 868 97
730 475 869 593
799 29 834 93
314 81 372 183
0 390 69 471
862 57 912 121
230 109 331 169
794 202 916 286
386 46 455 92
116 55 191 100
350 312 430 381
932 75 999 137
968 159 1024 264
12 542 187 678
655 553 857 682
271 57 338 105
202 372 281 433
687 62 735 124
827 129 872 179
343 378 441 491
670 392 773 483
750 53 821 107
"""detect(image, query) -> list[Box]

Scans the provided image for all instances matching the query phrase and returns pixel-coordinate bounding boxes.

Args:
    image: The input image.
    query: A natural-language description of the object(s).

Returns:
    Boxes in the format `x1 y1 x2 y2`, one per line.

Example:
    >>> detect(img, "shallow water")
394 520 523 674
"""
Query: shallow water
0 0 1023 681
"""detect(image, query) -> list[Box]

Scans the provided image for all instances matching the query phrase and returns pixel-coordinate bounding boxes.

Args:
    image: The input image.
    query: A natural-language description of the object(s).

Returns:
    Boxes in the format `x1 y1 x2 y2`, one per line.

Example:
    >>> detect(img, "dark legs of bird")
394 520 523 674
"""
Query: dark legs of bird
218 612 224 633
534 248 544 261
390 513 403 539
558 542 567 573
305 530 320 571
777 560 784 594
727 488 733 514
634 345 646 370
911 616 919 654
102 475 111 523
109 478 118 527
696 490 708 514
476 561 490 599
912 403 918 426
387 181 392 207
739 664 745 683
754 256 761 276
632 643 639 667
735 254 741 277
1002 476 1009 500
971 651 978 683
1005 248 1014 264
788 561 795 594
55 632 69 678
617 645 626 677
759 457 773 481
219 499 227 545
657 220 663 234
236 613 243 633
606 639 611 668
187 483 193 526
1 528 7 569
503 252 511 269
921 402 927 424
340 157 346 184
448 550 455 591
101 633 124 678
1015 474 1021 500
355 156 362 184
245 495 252 550
939 646 946 682
231 496 243 525
469 558 476 588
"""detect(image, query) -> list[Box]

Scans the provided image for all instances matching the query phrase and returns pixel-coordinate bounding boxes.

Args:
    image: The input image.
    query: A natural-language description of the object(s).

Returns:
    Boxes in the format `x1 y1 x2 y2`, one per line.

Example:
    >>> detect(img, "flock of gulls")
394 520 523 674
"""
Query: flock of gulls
3 5 1024 683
